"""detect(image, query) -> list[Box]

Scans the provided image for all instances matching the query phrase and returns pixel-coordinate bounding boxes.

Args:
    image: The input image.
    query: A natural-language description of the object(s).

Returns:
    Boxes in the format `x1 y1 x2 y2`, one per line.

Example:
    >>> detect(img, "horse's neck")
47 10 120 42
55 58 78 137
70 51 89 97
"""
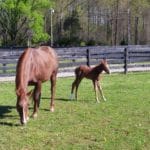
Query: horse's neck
92 64 103 74
16 49 32 94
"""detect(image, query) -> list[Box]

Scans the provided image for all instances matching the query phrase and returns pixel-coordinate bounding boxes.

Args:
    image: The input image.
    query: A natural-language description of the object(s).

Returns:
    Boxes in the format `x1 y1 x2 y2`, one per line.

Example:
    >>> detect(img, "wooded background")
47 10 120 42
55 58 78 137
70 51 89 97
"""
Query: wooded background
0 0 150 47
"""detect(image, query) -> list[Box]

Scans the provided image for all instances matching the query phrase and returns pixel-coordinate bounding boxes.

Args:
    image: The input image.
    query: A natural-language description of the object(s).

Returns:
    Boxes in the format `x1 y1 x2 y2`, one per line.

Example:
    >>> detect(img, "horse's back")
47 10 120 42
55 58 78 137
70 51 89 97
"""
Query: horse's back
38 46 57 60
36 46 58 67
16 46 58 85
31 46 58 80
75 65 91 77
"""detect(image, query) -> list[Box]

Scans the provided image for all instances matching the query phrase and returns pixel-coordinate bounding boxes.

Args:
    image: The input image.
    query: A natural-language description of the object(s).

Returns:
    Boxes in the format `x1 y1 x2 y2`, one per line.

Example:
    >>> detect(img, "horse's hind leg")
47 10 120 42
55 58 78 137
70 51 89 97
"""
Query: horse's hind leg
50 72 57 112
32 82 42 118
75 77 82 100
71 78 78 100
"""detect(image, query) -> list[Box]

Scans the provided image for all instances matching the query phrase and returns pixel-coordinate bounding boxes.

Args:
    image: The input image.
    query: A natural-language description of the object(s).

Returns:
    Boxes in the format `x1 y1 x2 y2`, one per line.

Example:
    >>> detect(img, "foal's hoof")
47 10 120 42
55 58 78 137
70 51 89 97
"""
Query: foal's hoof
70 94 75 100
103 98 107 101
50 106 54 112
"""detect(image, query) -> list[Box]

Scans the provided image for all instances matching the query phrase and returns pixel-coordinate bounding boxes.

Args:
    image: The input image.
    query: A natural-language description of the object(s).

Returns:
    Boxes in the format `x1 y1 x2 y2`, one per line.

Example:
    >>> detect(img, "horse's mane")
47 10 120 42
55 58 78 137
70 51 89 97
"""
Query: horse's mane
15 48 33 96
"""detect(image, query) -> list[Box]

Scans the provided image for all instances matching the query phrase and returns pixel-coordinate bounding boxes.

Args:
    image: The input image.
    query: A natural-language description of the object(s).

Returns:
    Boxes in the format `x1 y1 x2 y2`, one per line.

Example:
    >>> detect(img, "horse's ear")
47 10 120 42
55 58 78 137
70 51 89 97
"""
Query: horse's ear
103 58 107 63
100 59 104 64
100 58 106 63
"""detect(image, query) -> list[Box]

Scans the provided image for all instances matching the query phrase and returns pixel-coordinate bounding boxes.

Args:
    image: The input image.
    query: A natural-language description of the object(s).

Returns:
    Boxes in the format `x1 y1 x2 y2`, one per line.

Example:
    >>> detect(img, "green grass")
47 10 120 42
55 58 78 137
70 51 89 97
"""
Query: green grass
0 72 150 150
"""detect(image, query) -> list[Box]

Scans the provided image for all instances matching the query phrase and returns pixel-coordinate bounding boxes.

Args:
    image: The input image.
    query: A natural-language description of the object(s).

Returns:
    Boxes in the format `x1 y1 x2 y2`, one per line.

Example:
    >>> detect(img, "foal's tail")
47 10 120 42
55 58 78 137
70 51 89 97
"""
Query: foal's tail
74 67 82 78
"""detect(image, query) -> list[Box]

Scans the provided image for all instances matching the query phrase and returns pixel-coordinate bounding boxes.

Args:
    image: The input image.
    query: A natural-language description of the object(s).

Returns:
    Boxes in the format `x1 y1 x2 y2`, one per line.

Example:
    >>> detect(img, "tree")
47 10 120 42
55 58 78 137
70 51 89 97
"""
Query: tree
64 10 81 37
0 0 54 46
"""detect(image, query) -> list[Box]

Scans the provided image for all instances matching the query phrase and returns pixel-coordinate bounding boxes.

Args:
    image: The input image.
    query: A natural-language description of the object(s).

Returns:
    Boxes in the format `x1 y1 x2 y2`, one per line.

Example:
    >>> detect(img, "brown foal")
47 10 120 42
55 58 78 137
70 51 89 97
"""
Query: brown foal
71 59 110 102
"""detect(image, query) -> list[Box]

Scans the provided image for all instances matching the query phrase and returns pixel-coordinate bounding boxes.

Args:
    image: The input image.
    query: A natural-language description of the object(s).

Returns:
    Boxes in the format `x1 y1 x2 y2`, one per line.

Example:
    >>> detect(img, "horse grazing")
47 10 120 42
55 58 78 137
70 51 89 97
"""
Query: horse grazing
15 46 58 125
71 59 110 102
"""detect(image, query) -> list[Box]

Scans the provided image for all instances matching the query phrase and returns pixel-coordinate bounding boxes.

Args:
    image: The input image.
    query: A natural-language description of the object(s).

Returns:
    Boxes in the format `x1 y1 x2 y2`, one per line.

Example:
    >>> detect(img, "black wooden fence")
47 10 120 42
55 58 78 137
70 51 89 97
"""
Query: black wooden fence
0 46 150 77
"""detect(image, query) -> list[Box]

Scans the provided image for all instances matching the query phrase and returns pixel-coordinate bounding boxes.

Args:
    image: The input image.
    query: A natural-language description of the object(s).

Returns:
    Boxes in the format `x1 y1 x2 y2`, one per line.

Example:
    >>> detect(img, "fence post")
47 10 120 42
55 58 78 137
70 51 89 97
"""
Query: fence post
86 49 90 66
2 56 6 74
124 47 128 74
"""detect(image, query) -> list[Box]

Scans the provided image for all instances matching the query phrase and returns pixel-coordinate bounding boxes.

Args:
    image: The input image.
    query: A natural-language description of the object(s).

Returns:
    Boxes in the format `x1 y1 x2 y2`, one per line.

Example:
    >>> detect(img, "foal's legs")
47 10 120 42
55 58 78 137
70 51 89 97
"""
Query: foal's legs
75 77 82 100
32 82 42 118
50 73 57 112
93 80 100 103
71 78 78 98
71 74 83 100
97 81 107 101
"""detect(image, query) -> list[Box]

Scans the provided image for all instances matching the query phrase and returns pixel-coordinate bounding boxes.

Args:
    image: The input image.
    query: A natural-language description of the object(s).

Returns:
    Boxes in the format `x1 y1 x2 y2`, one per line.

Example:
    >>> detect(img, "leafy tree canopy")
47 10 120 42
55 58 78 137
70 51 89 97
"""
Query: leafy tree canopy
0 0 54 46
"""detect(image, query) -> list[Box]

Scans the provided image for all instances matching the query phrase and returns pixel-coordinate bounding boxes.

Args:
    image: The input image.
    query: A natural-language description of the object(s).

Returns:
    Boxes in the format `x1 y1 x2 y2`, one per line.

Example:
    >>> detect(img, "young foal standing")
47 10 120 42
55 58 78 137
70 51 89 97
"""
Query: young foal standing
71 59 110 102
15 46 58 125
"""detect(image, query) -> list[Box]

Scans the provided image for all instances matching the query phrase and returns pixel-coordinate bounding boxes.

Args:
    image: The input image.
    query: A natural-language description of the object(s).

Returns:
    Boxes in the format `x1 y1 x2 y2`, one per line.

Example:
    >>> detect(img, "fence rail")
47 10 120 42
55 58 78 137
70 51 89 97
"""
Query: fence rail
0 45 150 77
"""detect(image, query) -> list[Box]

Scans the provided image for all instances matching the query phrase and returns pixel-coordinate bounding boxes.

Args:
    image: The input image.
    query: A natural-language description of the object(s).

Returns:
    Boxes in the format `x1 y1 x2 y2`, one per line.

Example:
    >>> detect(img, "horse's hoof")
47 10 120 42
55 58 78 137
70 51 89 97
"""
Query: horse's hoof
31 113 37 118
50 107 54 112
21 119 27 125
27 116 30 121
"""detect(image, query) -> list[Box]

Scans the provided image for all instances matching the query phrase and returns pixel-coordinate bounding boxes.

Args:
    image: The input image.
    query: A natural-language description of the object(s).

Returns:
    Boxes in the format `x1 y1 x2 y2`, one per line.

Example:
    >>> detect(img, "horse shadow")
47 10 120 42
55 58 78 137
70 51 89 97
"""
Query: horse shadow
41 97 71 111
0 105 19 126
42 97 71 102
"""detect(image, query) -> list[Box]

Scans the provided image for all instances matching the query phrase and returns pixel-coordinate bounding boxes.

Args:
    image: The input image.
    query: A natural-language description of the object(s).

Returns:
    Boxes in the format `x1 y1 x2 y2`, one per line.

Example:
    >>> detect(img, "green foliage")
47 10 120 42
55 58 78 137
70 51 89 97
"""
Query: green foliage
30 12 49 43
57 36 82 47
0 0 150 46
0 72 149 149
0 0 54 45
63 10 81 36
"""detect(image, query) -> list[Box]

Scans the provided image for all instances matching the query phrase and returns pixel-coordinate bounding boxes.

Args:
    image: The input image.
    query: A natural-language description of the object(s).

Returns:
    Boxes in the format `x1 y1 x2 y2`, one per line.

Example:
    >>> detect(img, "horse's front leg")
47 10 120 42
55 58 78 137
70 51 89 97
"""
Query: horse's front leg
50 73 57 112
32 82 42 118
97 81 107 101
93 80 100 103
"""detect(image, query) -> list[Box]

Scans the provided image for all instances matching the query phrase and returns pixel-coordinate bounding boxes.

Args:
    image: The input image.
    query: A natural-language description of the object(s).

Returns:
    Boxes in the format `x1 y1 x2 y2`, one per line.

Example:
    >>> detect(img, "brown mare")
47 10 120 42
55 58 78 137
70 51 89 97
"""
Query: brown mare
71 59 110 102
15 46 58 124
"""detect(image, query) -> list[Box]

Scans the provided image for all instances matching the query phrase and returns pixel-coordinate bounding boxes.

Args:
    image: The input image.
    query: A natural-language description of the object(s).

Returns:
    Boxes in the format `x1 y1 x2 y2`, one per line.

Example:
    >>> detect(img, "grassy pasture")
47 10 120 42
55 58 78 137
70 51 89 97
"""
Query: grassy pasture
0 72 149 150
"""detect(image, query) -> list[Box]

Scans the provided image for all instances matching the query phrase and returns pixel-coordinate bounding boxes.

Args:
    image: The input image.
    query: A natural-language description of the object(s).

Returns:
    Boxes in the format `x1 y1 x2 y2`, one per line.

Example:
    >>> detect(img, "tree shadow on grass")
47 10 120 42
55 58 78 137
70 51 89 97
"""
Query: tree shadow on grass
0 105 19 126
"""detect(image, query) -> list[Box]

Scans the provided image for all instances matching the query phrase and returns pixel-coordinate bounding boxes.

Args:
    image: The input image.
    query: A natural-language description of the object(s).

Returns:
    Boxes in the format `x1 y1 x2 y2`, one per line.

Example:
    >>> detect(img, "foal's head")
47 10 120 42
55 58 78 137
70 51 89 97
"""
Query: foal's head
16 90 29 125
100 59 111 74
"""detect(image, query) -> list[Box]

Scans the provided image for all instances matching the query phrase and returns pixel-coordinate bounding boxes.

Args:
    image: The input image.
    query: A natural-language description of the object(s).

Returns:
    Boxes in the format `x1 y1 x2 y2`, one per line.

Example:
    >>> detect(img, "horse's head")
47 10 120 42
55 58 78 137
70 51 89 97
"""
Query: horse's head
16 90 29 125
101 59 111 74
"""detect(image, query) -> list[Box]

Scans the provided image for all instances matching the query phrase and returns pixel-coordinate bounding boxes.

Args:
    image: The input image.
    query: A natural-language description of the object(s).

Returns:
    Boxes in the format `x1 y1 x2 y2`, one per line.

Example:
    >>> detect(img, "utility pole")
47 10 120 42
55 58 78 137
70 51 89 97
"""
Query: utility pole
114 0 119 45
128 8 131 45
87 0 90 42
50 8 54 47
127 1 131 45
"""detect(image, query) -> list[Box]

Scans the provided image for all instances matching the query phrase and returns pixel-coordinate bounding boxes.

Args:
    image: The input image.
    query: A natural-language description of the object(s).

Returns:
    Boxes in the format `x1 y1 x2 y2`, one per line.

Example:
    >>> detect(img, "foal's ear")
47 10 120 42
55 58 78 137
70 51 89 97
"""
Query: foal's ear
100 58 107 64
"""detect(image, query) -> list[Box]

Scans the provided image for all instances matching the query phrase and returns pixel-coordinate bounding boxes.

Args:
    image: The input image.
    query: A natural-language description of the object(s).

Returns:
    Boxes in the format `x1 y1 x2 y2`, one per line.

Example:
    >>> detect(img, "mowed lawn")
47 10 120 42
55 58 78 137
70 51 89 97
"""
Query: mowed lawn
0 72 149 150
